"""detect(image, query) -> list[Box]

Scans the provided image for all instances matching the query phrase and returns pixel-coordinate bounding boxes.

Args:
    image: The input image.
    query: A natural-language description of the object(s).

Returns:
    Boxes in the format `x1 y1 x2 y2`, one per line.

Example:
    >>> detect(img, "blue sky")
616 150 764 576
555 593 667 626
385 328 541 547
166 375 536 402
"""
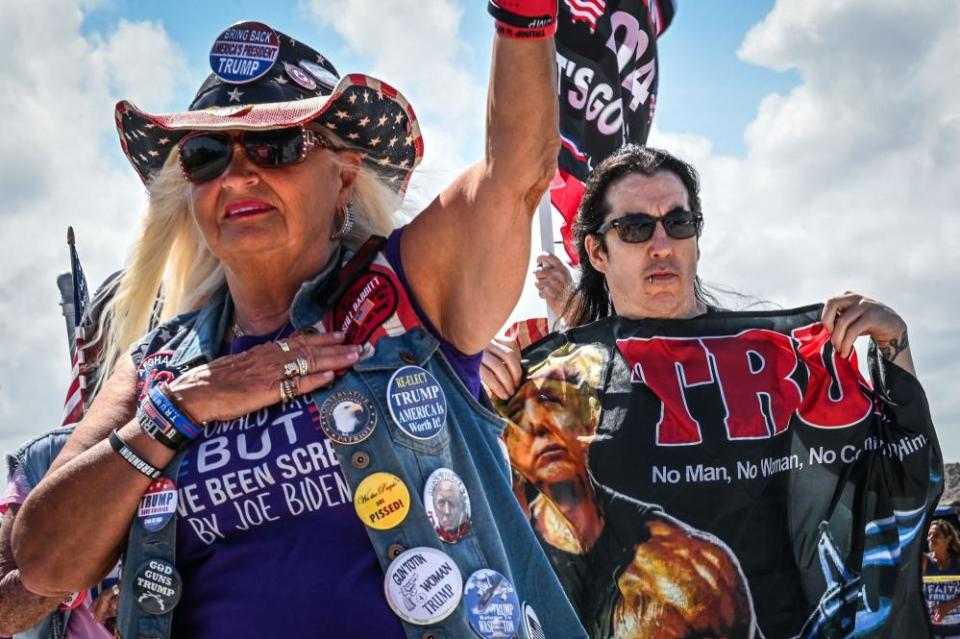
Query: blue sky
656 3 801 155
79 1 799 157
3 0 959 464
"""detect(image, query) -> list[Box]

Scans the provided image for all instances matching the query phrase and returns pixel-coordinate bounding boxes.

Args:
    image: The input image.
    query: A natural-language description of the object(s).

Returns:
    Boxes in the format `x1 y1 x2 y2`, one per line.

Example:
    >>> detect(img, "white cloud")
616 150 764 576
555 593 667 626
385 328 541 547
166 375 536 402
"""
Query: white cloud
0 2 187 457
301 0 485 204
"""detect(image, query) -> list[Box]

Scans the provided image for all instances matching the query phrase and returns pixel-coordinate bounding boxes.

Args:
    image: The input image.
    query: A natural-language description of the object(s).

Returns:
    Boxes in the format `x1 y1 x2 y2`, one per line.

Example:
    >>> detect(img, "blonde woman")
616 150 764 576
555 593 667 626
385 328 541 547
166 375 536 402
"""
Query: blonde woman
14 14 586 639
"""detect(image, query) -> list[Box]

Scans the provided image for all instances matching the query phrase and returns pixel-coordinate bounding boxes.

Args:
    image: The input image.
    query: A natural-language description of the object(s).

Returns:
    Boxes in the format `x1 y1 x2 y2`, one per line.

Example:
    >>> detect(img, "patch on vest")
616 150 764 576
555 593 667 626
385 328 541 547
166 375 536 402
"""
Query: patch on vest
136 350 177 401
331 271 398 346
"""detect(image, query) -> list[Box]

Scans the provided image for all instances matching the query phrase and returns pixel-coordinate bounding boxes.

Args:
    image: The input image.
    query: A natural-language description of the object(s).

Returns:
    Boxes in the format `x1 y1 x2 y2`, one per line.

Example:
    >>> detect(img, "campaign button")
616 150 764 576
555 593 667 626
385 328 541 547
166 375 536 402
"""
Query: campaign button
387 366 447 440
209 21 280 84
133 559 182 615
424 468 471 543
284 61 317 90
464 569 522 639
384 547 463 625
58 590 87 610
522 603 546 639
299 59 339 91
138 477 178 532
354 472 410 530
319 390 377 444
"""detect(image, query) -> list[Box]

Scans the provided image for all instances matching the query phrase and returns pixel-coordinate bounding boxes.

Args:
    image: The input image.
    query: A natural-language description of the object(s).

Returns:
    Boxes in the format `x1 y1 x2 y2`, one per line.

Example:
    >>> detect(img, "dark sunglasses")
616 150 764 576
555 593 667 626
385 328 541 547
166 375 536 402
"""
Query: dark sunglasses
594 208 703 243
177 127 334 184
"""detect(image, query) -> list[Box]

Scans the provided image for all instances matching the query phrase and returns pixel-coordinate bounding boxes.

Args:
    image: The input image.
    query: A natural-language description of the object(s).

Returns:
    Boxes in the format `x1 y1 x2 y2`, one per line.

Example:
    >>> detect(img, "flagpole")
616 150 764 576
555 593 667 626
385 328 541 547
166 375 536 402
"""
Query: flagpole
58 227 77 357
536 193 557 327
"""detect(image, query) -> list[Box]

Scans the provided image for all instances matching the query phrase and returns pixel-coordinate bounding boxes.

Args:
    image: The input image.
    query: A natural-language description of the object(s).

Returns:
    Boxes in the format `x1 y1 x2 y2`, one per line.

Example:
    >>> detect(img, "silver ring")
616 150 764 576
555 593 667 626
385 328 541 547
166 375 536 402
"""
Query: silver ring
283 361 301 379
279 378 299 402
277 340 291 353
111 584 120 597
296 356 309 376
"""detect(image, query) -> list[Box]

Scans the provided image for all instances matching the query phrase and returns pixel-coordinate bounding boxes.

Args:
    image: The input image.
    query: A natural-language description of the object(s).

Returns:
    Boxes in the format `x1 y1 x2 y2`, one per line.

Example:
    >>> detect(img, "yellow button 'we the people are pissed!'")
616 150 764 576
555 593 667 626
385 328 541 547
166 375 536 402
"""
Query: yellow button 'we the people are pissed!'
354 472 411 530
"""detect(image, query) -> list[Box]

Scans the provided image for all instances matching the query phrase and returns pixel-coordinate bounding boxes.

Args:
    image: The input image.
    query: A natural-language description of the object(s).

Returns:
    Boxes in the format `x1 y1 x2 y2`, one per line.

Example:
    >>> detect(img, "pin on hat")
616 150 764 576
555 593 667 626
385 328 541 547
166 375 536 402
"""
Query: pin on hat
208 21 281 84
464 569 522 639
384 547 463 625
387 365 447 440
299 59 338 90
284 61 318 90
319 390 377 444
354 472 411 530
424 467 471 544
115 20 423 192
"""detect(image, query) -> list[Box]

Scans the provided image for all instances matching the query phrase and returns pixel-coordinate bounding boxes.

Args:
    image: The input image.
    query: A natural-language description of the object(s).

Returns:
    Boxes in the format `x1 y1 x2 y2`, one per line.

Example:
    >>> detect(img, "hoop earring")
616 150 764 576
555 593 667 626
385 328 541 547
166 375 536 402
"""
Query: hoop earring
330 205 354 241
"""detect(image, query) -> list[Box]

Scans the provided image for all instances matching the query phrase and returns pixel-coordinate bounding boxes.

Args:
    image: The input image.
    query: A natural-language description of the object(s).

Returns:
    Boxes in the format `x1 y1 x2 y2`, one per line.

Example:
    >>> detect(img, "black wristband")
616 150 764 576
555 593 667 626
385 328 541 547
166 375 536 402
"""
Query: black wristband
109 430 161 480
487 1 555 29
137 396 192 451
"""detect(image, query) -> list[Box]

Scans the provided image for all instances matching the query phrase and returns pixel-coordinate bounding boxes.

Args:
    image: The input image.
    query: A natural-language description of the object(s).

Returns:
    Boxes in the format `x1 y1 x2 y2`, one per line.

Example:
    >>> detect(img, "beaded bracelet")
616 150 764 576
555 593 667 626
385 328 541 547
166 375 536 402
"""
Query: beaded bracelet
108 430 161 480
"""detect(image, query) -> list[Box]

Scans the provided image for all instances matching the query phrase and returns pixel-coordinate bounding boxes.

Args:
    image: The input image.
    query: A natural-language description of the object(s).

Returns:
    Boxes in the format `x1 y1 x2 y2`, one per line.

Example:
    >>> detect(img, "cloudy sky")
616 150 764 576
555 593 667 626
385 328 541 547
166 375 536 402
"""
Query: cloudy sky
1 0 958 469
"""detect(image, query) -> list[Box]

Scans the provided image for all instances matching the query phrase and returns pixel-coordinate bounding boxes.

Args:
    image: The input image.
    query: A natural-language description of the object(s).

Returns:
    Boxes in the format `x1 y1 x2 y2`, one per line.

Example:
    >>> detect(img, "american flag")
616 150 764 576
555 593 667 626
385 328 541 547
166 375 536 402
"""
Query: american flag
564 0 607 32
61 227 90 425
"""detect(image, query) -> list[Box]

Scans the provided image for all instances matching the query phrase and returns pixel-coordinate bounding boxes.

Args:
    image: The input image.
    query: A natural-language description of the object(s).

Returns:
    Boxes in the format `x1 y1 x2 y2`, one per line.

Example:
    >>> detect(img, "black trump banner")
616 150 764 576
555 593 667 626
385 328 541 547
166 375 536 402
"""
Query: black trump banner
495 306 942 638
552 0 675 261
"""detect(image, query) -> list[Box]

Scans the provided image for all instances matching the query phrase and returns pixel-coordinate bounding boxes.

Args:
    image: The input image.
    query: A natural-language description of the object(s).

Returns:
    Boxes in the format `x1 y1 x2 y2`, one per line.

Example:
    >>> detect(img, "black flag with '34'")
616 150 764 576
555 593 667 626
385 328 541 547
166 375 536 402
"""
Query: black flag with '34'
495 306 942 638
552 0 676 261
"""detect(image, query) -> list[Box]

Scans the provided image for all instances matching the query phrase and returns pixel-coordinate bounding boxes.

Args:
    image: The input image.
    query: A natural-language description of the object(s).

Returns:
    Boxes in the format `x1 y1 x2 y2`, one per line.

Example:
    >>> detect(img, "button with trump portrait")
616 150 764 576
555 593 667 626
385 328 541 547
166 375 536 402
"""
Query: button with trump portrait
387 366 447 440
133 559 182 615
319 390 377 444
209 21 281 84
384 547 463 625
354 472 410 530
138 477 178 532
464 569 522 639
424 467 471 544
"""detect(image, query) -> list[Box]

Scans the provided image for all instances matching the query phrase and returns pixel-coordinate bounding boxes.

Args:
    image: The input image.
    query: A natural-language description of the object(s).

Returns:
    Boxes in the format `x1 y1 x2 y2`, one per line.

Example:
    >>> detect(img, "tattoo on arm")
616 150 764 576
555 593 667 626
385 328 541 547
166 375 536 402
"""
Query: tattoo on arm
879 330 909 362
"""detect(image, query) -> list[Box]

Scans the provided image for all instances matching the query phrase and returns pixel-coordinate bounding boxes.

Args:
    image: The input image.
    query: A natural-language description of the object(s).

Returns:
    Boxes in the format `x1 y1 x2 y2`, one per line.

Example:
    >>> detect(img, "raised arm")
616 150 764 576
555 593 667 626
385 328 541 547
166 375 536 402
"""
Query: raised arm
402 4 560 354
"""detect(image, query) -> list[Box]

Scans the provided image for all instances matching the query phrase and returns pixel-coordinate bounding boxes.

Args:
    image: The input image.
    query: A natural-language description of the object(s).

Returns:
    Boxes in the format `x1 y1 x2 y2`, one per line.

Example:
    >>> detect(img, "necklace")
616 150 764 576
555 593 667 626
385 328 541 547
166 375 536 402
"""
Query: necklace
232 316 290 340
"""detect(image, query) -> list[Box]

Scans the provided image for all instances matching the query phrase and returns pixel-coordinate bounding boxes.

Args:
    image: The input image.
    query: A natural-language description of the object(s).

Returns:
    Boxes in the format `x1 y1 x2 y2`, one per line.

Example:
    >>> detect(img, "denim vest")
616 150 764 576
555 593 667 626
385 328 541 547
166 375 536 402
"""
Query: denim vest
7 428 74 639
117 239 586 639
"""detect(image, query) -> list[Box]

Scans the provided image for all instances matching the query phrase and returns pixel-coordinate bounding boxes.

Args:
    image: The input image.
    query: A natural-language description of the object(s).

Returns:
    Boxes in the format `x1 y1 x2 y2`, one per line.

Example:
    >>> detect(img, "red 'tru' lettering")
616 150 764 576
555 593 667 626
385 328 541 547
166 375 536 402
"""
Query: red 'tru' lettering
616 337 713 446
792 323 872 428
701 329 803 440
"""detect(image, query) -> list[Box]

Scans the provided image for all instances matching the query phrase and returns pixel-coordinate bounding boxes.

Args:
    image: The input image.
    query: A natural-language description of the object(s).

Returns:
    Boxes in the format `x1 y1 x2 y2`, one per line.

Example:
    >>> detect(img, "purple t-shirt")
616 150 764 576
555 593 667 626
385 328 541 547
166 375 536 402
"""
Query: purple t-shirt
171 235 481 637
172 327 406 638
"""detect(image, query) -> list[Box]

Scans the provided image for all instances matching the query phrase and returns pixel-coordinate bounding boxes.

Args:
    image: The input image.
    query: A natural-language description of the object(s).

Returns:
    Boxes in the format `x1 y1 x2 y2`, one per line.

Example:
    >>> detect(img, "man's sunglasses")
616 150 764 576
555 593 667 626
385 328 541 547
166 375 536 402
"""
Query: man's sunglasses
177 127 334 184
594 208 703 243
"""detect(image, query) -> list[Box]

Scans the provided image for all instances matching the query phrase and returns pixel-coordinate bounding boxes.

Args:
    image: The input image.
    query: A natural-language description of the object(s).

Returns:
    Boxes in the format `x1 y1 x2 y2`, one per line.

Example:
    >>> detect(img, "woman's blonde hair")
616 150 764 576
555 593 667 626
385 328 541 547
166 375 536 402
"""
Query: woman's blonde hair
94 130 404 391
